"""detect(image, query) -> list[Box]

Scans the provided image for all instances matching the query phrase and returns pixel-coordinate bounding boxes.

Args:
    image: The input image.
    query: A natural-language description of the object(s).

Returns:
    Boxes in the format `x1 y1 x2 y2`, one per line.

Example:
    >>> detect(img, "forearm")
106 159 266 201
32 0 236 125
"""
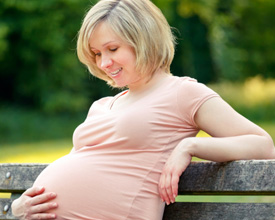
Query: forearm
185 135 275 162
158 134 274 205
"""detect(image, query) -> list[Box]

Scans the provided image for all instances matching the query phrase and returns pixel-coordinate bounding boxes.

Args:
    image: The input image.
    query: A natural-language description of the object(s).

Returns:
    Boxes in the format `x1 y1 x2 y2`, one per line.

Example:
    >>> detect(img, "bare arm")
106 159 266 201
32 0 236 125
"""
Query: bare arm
191 97 274 161
159 97 275 205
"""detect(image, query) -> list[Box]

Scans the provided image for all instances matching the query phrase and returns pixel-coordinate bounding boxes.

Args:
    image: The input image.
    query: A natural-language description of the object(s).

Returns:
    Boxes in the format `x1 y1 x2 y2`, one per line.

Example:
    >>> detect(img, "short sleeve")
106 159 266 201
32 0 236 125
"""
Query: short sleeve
177 78 220 128
86 96 112 117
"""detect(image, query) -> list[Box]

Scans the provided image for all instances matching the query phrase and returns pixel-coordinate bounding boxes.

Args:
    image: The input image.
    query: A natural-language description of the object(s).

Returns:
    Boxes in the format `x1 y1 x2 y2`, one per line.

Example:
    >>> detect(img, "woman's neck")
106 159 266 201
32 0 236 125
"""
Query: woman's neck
127 69 170 95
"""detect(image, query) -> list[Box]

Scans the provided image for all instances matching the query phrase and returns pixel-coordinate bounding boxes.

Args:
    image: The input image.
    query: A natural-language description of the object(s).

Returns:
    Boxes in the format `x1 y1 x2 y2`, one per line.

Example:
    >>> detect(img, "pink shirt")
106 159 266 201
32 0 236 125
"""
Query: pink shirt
33 75 219 220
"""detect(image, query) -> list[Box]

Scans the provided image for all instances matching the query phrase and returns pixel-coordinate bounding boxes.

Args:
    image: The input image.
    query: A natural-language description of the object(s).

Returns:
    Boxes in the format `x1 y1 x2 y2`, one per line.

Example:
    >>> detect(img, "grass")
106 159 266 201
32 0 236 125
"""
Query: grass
0 139 72 163
1 123 274 163
0 131 208 163
0 106 85 145
176 195 275 203
208 76 275 122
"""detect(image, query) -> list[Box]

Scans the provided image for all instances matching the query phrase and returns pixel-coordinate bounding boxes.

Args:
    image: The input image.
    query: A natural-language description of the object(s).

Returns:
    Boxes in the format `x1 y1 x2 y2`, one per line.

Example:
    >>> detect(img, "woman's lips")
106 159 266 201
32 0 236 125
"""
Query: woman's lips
110 67 122 76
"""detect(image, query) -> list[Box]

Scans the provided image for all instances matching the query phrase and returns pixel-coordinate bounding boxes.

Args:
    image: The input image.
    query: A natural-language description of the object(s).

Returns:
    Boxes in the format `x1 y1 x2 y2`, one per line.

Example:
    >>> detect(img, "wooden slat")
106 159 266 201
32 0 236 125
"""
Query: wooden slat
1 160 275 194
0 198 16 220
0 161 275 219
178 160 275 195
0 164 48 192
163 202 275 220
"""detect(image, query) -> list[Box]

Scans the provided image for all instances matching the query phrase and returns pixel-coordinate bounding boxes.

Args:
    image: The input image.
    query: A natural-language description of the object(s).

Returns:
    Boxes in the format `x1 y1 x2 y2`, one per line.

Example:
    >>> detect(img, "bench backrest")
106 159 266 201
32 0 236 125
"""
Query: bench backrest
163 160 275 220
1 160 275 220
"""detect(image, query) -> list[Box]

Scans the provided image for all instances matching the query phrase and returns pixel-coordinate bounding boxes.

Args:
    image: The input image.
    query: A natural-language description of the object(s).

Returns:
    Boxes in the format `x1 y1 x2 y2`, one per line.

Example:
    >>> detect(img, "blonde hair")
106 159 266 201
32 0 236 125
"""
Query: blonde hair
77 0 176 87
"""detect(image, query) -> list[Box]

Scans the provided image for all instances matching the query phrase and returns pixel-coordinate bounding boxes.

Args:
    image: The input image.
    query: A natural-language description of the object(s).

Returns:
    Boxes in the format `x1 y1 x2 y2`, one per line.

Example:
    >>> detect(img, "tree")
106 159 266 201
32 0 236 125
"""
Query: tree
1 0 274 114
0 0 116 114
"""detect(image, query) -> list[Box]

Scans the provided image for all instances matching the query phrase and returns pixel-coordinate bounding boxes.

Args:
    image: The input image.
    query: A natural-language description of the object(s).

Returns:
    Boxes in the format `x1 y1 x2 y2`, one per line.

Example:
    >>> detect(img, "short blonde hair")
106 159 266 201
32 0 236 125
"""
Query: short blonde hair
77 0 176 87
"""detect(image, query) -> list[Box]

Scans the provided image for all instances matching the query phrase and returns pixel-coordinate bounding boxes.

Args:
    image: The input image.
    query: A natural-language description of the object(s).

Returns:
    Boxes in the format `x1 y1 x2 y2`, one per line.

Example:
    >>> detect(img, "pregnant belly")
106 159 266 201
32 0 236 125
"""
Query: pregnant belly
33 149 142 220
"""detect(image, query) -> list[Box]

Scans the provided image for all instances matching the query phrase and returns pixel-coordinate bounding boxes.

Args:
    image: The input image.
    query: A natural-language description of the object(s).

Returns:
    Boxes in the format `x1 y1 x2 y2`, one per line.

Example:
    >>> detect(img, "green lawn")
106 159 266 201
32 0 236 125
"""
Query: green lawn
0 139 72 163
176 195 275 203
2 122 274 163
1 122 274 163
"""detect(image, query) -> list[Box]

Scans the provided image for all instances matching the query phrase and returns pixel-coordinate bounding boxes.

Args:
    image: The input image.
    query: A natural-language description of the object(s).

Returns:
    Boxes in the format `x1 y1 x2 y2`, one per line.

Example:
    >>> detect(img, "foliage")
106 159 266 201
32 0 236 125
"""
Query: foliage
209 76 275 122
0 0 274 114
209 0 275 80
154 0 275 81
0 106 85 144
0 0 117 114
154 0 218 83
0 77 274 146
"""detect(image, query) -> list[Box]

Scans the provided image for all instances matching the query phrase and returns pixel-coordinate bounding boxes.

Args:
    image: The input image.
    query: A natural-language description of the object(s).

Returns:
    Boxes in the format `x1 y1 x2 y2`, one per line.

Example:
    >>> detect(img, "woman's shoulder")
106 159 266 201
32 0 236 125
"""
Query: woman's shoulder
170 75 215 94
167 75 198 86
94 96 113 105
170 75 199 85
90 90 128 110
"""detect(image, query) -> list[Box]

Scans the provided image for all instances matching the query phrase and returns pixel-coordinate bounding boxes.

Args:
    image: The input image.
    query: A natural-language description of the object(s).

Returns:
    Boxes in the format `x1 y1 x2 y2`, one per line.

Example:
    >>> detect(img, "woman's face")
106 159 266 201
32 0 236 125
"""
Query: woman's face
89 22 143 89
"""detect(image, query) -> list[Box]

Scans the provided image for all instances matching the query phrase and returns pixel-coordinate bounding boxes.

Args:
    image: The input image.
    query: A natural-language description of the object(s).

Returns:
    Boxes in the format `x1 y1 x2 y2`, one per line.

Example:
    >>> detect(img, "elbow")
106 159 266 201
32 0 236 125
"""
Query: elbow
265 147 275 159
261 135 275 159
266 145 275 159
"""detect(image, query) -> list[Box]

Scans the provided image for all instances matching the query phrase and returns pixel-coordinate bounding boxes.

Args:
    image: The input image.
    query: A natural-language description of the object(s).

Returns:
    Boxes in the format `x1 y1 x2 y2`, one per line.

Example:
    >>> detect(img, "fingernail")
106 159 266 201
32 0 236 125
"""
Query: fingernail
173 194 176 198
166 201 170 205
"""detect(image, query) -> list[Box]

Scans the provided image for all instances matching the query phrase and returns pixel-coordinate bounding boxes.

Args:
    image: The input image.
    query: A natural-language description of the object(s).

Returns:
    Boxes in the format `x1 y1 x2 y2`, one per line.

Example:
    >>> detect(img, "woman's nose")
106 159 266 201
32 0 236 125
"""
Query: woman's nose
100 54 113 69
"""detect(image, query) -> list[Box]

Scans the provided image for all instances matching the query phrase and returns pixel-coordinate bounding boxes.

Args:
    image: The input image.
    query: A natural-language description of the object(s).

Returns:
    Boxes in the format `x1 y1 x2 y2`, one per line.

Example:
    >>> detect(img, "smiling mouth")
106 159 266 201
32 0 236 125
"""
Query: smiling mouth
110 68 122 76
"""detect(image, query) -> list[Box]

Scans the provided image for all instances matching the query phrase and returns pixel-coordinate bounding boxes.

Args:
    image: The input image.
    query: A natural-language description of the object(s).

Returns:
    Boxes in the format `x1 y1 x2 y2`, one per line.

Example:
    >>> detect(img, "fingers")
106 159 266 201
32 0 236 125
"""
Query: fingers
158 173 168 204
29 213 57 220
23 186 45 197
28 192 57 206
22 197 58 220
158 148 192 205
158 171 179 205
12 187 58 220
171 174 179 200
29 202 58 215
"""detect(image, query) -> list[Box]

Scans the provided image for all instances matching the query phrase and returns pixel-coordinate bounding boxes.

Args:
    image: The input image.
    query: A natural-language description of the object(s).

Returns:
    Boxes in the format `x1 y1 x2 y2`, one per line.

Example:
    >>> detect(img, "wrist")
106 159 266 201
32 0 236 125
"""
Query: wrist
178 137 197 157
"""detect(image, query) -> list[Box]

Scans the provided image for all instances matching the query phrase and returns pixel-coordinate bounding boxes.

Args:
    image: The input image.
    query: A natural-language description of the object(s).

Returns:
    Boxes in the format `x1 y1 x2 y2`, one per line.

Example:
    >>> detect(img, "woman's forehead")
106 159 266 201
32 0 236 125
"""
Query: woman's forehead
89 22 122 49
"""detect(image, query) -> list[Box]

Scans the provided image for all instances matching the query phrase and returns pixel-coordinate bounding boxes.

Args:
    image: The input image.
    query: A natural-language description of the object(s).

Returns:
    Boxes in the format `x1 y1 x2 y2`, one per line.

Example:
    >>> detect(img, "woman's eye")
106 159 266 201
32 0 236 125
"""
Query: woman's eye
110 48 117 52
94 52 101 56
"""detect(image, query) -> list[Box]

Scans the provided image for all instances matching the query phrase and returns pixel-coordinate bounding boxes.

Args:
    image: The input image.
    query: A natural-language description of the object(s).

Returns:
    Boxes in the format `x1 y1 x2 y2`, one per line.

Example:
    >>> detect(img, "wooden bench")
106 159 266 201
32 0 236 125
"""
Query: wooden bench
0 160 274 220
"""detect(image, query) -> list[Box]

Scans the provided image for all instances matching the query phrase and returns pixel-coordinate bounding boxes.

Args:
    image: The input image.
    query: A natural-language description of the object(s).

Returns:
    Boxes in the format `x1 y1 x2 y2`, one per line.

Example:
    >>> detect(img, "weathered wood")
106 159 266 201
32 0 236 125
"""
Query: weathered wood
0 199 15 220
0 161 274 220
0 164 47 192
179 160 275 195
1 160 274 194
163 202 275 220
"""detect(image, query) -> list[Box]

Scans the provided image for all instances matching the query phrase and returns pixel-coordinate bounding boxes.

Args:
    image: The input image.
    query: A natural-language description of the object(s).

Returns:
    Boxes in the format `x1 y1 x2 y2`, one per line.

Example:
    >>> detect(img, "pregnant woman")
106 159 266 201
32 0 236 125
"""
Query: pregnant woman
12 0 275 219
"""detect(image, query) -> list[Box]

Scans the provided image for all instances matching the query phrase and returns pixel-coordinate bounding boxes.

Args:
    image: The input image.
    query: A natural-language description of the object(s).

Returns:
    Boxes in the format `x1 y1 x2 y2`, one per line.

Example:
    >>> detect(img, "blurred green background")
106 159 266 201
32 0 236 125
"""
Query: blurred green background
0 0 275 163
